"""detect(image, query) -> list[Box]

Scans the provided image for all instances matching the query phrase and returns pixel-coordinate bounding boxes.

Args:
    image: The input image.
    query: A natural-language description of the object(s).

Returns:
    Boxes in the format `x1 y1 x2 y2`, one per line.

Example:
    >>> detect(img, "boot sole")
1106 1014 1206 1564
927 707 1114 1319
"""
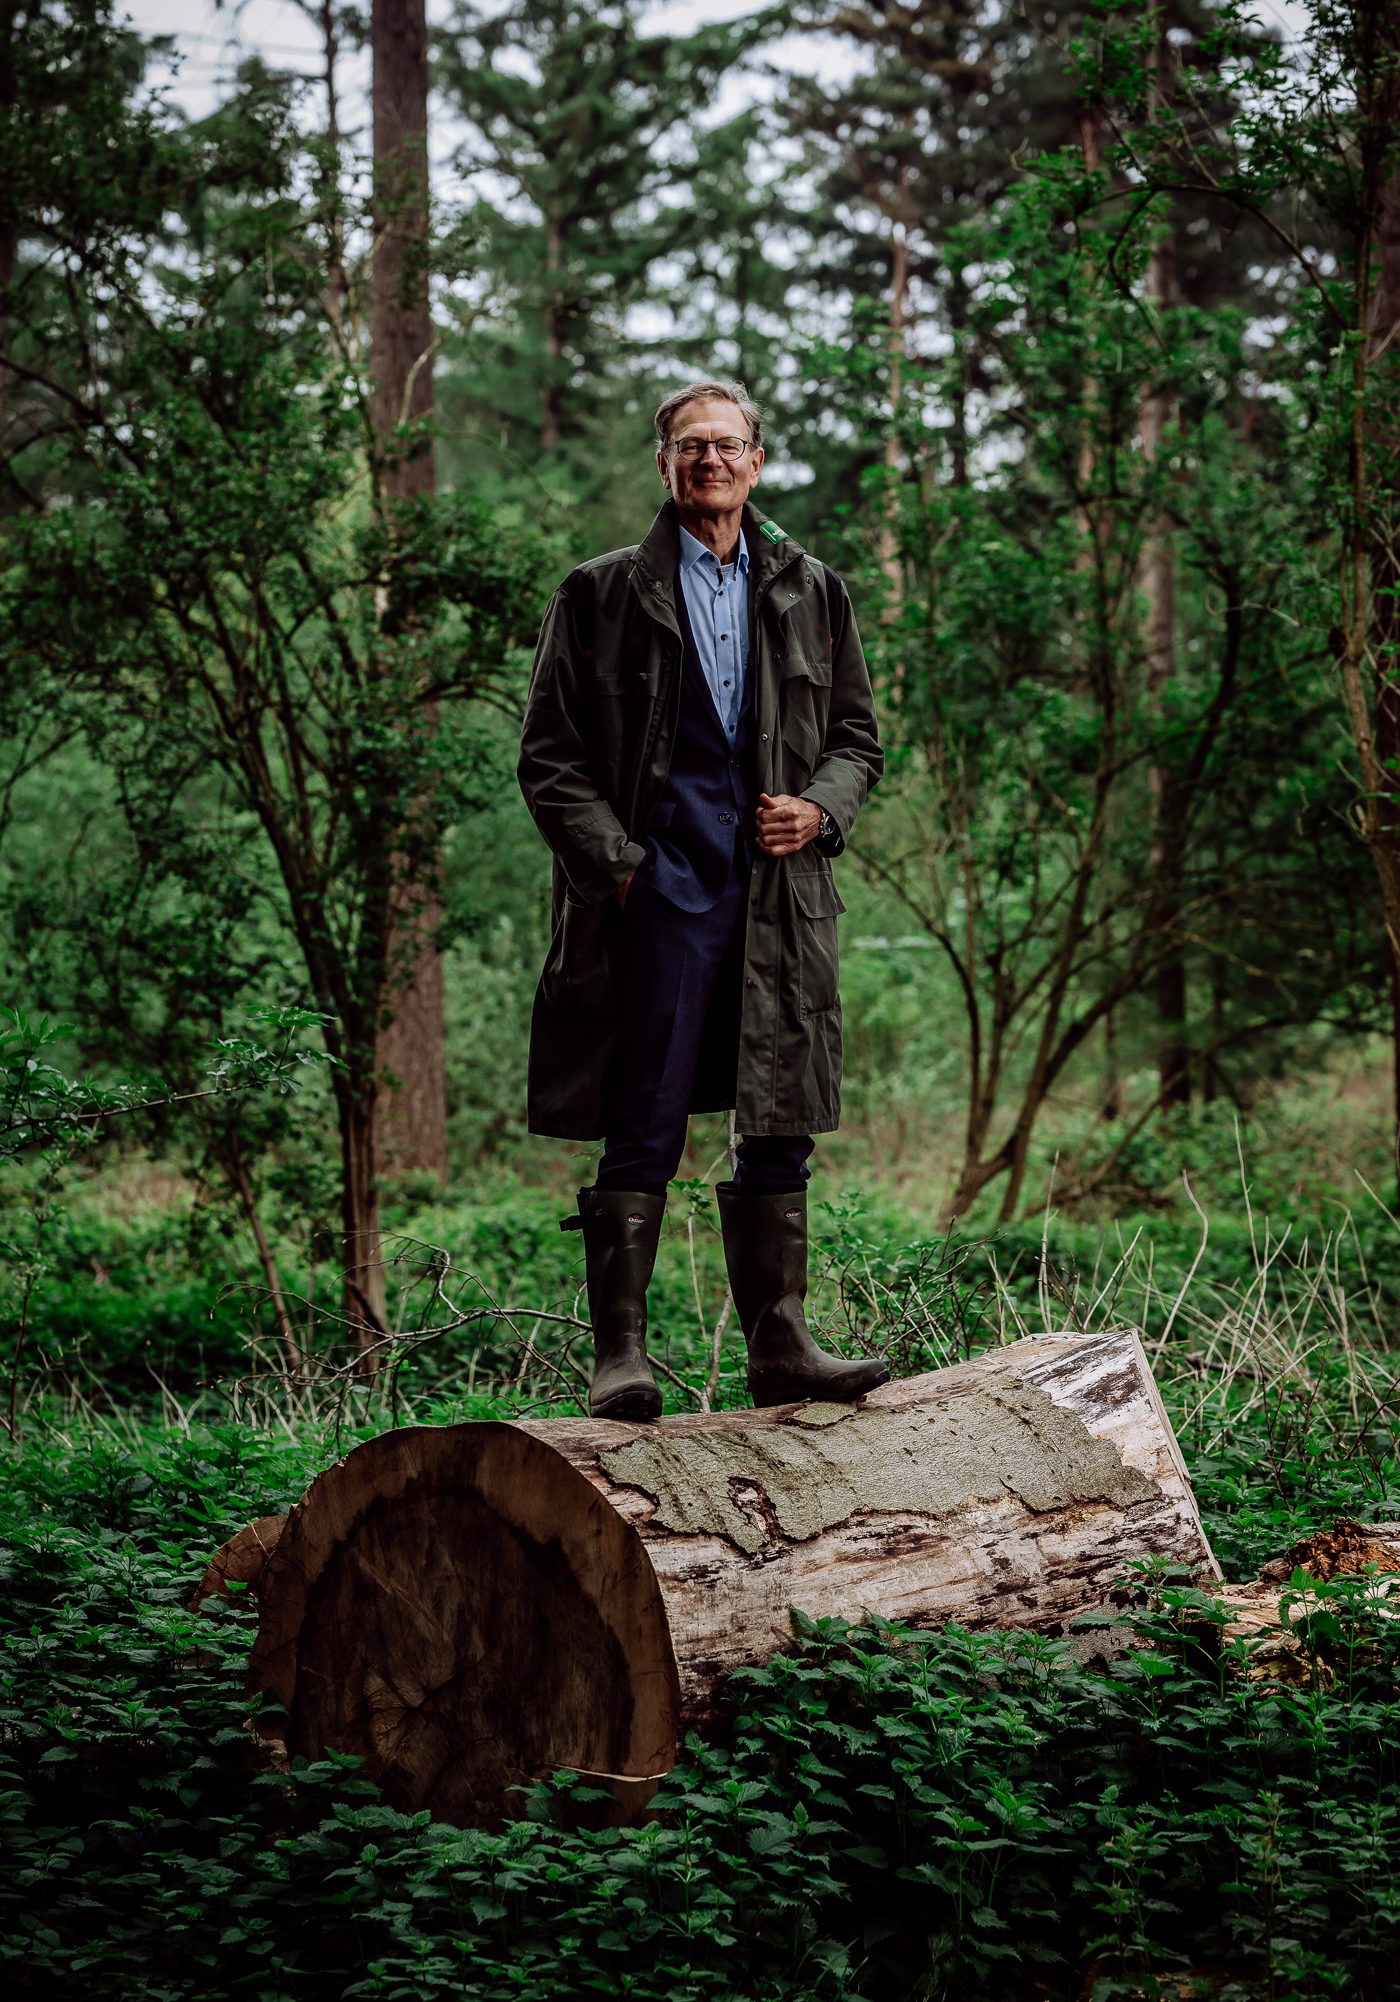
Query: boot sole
590 1384 664 1423
748 1363 890 1409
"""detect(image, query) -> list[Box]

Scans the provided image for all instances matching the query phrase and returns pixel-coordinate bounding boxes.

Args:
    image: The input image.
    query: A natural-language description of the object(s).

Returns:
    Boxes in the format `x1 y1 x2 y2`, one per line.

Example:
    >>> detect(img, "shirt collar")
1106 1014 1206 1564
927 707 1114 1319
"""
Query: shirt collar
678 521 749 575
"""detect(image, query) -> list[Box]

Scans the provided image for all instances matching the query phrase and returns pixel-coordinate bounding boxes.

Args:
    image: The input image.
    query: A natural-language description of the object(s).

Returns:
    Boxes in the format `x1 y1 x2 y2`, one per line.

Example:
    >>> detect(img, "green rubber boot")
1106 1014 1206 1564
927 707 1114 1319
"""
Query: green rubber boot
562 1188 666 1421
717 1184 890 1409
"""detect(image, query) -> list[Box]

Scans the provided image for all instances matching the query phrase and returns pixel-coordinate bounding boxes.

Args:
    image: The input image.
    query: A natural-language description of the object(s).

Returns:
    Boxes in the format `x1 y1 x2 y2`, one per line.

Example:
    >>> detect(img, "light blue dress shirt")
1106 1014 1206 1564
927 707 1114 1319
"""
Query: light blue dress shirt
677 522 749 742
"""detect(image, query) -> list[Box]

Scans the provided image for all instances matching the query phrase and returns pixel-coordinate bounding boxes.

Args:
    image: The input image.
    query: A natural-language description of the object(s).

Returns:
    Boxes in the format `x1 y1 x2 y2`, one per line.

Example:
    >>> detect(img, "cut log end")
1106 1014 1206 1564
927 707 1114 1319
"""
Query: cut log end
248 1423 680 1825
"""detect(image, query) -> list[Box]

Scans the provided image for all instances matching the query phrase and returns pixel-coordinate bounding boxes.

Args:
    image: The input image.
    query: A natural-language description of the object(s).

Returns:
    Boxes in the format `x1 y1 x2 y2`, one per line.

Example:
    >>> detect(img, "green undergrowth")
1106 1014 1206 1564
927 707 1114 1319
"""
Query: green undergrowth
2 1403 1399 2002
15 1172 1400 1441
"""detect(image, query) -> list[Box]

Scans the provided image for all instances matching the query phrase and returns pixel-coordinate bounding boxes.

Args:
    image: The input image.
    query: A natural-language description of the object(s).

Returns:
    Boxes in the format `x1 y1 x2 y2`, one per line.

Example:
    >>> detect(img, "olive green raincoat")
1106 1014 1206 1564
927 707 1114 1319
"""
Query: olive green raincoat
517 500 882 1140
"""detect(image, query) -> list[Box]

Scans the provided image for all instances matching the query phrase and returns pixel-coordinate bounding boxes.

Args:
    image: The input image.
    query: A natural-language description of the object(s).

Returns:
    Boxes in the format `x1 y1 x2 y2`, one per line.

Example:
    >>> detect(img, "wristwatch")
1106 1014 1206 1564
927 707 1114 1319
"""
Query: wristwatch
817 810 834 840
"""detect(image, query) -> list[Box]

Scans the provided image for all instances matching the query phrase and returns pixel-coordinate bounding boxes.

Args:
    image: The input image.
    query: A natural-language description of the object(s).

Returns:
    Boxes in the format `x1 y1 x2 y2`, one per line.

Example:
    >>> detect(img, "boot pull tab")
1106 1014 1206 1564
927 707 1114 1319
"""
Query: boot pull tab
560 1215 583 1232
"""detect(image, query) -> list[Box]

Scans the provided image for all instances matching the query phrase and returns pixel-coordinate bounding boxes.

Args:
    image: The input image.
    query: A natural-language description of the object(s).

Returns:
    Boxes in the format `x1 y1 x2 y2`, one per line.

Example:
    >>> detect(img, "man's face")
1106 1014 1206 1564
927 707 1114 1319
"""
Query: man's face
657 396 764 519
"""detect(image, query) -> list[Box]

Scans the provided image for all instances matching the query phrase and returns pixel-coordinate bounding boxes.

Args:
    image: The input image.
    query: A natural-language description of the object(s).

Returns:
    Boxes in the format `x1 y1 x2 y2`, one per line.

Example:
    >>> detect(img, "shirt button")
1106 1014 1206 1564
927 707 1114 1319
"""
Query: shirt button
720 812 735 824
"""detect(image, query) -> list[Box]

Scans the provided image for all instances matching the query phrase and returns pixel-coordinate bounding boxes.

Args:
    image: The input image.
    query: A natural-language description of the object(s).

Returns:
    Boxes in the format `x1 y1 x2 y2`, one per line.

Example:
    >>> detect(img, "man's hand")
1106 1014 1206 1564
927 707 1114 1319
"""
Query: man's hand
616 870 636 908
756 793 823 857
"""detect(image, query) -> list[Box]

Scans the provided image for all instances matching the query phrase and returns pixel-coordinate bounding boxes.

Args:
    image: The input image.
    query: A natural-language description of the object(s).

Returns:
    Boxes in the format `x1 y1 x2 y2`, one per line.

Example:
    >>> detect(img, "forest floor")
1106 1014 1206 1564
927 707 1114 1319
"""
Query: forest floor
4 1075 1400 1999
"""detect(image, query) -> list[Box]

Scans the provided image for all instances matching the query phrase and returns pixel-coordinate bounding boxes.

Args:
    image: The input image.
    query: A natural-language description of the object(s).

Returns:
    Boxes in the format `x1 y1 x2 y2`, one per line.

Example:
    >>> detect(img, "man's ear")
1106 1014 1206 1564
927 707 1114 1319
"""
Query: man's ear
657 450 671 489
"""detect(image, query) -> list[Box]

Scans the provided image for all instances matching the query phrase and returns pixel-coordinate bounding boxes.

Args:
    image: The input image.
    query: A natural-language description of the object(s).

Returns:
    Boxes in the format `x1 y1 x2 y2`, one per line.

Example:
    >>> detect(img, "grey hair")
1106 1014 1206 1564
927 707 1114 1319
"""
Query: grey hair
654 378 763 452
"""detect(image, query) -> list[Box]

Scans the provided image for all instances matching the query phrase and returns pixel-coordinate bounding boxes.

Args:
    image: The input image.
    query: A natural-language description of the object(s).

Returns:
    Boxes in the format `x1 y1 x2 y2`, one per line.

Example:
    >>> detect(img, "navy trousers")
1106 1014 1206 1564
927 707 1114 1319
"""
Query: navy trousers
595 860 814 1196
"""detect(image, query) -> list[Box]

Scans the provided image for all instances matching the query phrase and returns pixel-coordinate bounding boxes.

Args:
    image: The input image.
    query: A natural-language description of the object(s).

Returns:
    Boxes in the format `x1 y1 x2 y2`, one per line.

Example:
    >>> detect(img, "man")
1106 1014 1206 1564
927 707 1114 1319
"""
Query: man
518 378 888 1421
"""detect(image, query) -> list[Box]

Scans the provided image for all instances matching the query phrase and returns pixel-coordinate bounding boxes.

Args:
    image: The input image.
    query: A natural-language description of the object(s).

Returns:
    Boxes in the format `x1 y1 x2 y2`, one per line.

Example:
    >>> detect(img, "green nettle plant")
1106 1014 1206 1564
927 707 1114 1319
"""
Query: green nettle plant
0 1405 1398 2002
0 1002 335 1431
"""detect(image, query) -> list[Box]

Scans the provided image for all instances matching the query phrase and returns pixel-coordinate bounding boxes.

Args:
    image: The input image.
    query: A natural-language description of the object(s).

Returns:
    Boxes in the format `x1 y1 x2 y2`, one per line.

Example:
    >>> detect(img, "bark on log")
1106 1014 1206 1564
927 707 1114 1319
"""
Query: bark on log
245 1330 1217 1825
191 1515 286 1616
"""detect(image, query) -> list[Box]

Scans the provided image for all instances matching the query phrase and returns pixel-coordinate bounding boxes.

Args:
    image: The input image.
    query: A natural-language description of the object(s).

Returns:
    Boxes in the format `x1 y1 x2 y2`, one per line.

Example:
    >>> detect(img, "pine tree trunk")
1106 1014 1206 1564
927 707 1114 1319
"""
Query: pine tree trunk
370 0 447 1183
1141 16 1189 1112
318 0 350 340
541 216 564 451
370 0 433 481
947 262 969 489
1074 102 1103 552
336 1076 388 1366
0 0 16 445
1367 149 1400 1198
1101 1005 1122 1122
876 166 910 627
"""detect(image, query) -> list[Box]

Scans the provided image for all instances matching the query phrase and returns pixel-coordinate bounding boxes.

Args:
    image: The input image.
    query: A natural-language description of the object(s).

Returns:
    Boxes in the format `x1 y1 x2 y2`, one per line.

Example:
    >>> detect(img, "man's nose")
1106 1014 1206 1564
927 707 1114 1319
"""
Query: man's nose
693 441 727 463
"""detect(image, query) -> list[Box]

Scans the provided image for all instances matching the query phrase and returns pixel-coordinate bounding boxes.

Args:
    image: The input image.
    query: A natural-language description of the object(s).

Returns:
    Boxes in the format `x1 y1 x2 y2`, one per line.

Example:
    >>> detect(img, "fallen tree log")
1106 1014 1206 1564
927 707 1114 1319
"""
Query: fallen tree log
242 1328 1217 1825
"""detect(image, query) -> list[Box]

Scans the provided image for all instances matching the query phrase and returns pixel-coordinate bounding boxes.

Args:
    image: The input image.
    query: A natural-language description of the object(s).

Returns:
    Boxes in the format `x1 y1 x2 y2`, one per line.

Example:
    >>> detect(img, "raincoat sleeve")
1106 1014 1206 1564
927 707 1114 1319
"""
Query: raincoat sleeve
517 574 648 905
801 566 883 858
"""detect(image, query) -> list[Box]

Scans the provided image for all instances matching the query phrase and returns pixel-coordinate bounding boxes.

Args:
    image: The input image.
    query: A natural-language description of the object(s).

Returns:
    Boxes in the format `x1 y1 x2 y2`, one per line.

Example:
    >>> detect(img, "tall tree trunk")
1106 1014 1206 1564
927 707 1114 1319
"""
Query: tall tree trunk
946 263 970 489
1366 159 1400 1191
370 0 448 1183
875 164 910 627
1074 102 1104 555
0 0 16 460
541 216 564 452
1080 96 1122 1130
338 1074 388 1364
734 239 753 390
1341 0 1400 1190
1202 933 1227 1106
1140 16 1189 1112
1101 1007 1122 1123
319 0 350 344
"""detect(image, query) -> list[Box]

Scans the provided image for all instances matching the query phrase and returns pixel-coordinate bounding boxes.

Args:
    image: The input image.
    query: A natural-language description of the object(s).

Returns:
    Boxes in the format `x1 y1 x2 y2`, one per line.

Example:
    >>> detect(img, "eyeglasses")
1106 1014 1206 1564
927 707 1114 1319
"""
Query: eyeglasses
667 435 752 461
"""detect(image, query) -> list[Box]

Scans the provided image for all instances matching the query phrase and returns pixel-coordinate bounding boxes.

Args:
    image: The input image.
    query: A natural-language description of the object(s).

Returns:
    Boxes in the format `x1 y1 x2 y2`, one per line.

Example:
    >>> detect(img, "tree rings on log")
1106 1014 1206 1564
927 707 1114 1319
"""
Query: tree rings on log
245 1330 1218 1826
248 1423 680 1825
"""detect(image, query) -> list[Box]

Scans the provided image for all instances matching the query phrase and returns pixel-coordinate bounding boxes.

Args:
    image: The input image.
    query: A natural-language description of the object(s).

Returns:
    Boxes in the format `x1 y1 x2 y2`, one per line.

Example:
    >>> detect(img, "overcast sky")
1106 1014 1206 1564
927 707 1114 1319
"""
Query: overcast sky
126 0 1315 135
128 0 845 136
123 0 1317 231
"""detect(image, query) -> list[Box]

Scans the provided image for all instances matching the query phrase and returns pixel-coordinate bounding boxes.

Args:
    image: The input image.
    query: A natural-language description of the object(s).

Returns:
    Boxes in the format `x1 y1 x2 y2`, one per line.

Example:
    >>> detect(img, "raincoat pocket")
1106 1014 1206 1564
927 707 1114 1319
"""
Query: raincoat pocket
789 866 846 1017
542 895 619 1018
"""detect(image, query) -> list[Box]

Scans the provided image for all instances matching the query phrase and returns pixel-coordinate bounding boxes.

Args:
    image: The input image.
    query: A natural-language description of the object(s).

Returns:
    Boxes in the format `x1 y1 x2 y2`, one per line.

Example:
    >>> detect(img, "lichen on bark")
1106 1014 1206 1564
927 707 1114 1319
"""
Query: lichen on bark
599 1381 1157 1556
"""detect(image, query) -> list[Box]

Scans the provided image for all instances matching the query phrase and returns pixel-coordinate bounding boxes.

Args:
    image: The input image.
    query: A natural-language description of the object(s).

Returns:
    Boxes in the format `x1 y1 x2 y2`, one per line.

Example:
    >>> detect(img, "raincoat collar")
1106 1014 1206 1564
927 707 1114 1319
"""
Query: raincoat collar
629 499 805 620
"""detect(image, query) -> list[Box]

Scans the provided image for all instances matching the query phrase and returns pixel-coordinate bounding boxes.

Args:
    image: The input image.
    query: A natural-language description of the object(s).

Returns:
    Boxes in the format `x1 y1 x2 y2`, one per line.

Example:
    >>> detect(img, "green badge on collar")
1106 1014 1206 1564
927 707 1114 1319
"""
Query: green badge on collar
759 520 787 543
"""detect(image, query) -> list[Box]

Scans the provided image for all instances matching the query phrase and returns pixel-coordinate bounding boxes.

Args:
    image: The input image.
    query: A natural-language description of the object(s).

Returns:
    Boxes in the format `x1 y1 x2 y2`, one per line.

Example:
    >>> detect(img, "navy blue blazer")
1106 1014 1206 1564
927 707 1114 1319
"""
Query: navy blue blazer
638 554 759 913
